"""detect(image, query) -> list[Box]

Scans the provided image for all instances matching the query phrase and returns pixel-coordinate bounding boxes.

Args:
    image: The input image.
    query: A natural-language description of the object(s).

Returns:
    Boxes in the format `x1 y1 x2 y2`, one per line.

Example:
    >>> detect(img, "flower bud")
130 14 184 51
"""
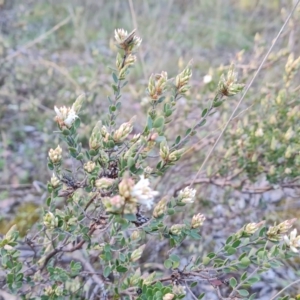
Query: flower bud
254 128 263 137
148 71 168 101
270 137 277 151
55 286 63 296
285 168 292 174
50 173 60 188
217 64 244 97
113 117 135 142
269 165 276 175
277 218 297 234
244 221 265 235
168 148 185 162
131 244 145 262
84 161 96 173
102 196 125 213
5 224 18 243
170 224 186 235
89 121 103 150
43 212 58 230
114 28 142 53
131 230 141 241
119 176 135 199
153 197 168 218
191 213 206 228
163 293 175 300
72 94 85 113
44 286 54 296
178 186 196 204
176 63 192 95
285 146 292 158
48 145 62 164
284 127 294 141
160 141 170 161
95 177 114 189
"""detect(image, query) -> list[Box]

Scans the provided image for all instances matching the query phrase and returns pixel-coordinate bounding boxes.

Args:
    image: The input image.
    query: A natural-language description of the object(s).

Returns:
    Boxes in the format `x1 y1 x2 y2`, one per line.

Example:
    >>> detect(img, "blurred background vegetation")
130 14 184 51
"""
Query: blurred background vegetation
1 0 300 297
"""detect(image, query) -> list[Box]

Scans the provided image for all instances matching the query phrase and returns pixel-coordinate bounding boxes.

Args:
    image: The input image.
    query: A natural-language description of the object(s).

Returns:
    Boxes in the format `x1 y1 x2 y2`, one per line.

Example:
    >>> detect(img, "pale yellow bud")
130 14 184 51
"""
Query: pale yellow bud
160 141 170 161
163 293 175 300
113 117 135 142
285 168 292 174
131 244 145 262
48 145 62 164
153 197 168 218
270 137 277 151
255 128 263 137
50 173 60 188
43 212 58 230
269 115 277 125
269 165 276 175
284 127 294 141
84 161 96 173
119 176 135 199
89 121 103 150
178 187 196 204
170 224 185 235
191 213 206 228
95 177 115 189
131 230 141 241
285 146 292 158
244 221 265 235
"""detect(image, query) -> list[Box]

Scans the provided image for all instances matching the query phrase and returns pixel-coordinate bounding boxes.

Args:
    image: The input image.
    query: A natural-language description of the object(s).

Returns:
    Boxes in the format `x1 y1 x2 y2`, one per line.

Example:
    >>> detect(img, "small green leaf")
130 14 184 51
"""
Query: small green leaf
237 289 249 297
116 265 128 273
201 108 208 117
213 100 223 107
198 293 205 299
164 259 173 269
169 254 180 263
202 256 210 265
229 277 237 288
153 116 165 128
103 266 111 278
112 72 118 83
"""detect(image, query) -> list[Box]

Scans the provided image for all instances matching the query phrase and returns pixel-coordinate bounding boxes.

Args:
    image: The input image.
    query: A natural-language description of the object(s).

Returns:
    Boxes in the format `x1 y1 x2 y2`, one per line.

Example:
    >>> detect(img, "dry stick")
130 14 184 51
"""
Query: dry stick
270 278 300 300
1 16 71 63
189 0 300 187
127 0 147 80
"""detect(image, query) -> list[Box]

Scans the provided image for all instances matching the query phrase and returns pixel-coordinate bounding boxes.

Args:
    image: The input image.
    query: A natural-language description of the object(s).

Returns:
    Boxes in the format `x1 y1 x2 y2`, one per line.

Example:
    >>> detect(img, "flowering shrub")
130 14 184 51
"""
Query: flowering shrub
1 28 300 300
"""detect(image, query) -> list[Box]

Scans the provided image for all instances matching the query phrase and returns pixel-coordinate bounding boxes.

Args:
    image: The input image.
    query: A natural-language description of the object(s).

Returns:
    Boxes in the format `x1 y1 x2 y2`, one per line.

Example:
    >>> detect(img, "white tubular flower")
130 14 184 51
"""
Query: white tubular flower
131 175 159 210
178 186 196 204
54 105 78 128
284 229 300 253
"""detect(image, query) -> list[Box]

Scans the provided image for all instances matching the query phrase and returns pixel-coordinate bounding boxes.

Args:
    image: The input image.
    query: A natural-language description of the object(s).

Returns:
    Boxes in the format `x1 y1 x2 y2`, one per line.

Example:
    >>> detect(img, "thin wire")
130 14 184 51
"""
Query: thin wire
190 0 300 187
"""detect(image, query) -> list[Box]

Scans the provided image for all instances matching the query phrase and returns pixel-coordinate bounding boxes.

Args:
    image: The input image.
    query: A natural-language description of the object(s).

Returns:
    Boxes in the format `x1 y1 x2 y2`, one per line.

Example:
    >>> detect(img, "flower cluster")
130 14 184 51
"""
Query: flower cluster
177 186 196 204
175 63 192 95
54 94 84 129
148 71 168 101
48 145 62 164
218 64 244 97
114 28 142 53
266 218 297 241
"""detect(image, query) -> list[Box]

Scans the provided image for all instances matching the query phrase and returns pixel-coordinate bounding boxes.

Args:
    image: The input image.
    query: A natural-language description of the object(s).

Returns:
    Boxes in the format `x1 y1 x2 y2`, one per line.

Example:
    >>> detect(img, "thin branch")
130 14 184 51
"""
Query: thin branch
190 0 300 187
270 278 300 300
1 16 71 63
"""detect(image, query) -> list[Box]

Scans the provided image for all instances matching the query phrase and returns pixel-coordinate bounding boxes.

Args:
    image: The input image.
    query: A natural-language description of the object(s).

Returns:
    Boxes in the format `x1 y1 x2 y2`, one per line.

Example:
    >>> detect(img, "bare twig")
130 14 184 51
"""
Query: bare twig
1 16 71 63
190 0 300 187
